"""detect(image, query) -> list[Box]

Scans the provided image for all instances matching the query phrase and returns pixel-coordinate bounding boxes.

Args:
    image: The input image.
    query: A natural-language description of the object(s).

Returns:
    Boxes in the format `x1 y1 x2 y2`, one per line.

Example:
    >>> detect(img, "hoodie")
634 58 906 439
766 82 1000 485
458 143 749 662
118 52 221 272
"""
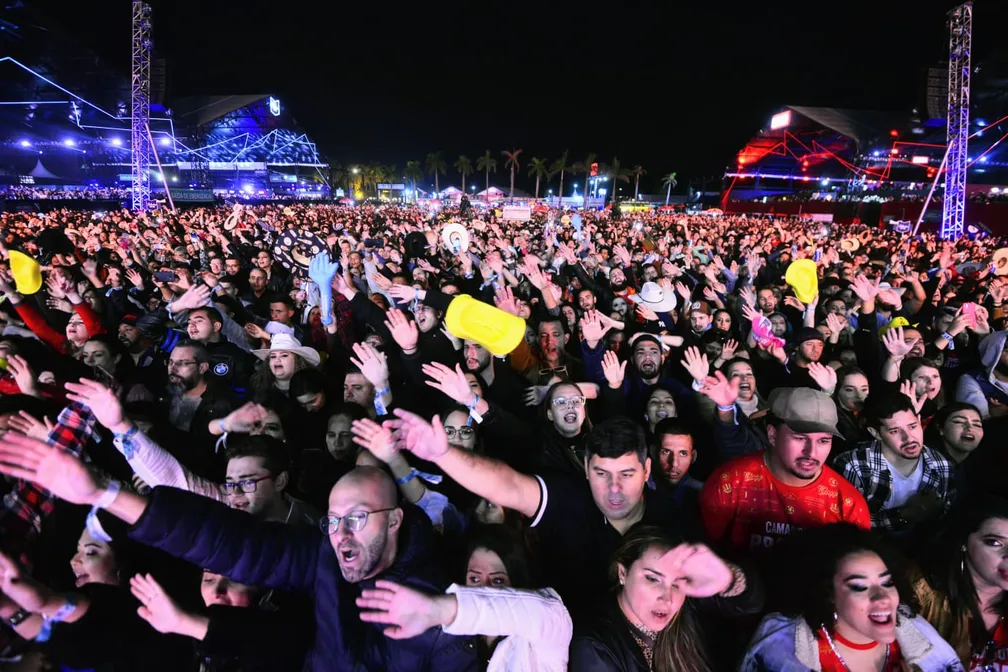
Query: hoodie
954 330 1008 419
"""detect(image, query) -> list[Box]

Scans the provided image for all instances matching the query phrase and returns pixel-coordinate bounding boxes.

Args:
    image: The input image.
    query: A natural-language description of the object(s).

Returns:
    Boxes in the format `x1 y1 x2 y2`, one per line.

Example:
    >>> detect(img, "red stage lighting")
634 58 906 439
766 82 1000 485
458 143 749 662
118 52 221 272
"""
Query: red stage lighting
889 129 899 137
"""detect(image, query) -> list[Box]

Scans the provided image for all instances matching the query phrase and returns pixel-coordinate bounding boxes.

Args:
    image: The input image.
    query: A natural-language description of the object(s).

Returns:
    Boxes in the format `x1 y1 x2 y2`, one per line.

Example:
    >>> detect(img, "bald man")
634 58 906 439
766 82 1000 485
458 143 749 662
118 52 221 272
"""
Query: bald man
4 436 479 672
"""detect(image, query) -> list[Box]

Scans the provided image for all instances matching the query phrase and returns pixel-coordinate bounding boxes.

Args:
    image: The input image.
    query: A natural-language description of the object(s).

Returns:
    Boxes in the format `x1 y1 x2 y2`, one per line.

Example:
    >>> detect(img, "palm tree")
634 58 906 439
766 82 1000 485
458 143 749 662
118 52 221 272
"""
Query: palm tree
549 150 570 207
572 152 596 209
425 152 446 196
607 157 631 204
454 155 473 193
661 172 678 205
476 150 497 202
405 161 422 200
631 165 646 200
502 148 523 201
527 157 548 200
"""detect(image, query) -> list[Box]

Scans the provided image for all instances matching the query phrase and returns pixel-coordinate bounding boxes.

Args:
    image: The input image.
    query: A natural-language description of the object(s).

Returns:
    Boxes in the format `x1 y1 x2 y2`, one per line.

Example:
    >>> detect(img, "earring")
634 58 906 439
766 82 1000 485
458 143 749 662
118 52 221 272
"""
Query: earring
961 545 967 575
833 612 838 623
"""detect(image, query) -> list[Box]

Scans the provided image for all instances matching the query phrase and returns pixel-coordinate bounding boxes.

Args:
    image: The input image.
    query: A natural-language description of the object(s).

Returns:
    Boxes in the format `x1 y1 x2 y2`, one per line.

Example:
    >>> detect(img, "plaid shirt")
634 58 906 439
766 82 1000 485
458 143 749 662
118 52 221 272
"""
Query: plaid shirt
0 402 96 569
833 440 955 532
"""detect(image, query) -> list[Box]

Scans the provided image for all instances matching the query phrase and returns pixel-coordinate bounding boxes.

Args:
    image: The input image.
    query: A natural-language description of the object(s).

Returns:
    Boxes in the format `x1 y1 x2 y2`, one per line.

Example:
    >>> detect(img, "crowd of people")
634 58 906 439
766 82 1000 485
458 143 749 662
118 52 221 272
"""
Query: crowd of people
0 186 135 202
0 200 1005 670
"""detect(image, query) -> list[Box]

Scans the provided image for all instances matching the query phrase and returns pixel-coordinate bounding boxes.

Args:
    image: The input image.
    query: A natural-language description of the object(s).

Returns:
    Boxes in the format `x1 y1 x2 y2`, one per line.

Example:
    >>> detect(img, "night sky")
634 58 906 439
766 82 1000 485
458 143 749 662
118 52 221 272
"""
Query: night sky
33 0 1008 194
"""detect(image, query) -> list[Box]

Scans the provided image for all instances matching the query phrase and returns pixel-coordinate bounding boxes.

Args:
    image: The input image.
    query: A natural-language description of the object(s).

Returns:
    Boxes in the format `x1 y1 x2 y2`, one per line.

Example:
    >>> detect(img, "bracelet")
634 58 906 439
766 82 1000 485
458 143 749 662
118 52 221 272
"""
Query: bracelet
466 393 484 426
93 480 121 510
716 403 736 412
35 594 77 643
395 469 419 485
217 418 228 434
5 608 29 628
940 331 954 342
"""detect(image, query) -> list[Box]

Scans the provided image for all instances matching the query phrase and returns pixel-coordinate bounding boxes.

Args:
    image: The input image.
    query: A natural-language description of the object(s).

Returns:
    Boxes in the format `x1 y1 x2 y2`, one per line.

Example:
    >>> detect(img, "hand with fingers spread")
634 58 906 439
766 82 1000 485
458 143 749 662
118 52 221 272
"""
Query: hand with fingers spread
7 411 54 442
720 339 740 362
825 312 848 343
579 311 611 346
493 286 521 317
171 284 212 313
219 402 273 435
130 573 207 639
601 350 627 389
308 253 340 325
900 380 926 415
5 354 39 397
699 371 740 408
387 283 420 305
636 303 660 323
351 418 397 464
740 303 761 324
125 268 145 290
350 342 390 389
850 274 881 306
0 433 102 505
384 309 419 353
807 361 838 395
759 341 787 364
681 347 710 385
882 326 918 361
385 408 449 462
356 580 456 640
422 362 473 406
64 378 129 432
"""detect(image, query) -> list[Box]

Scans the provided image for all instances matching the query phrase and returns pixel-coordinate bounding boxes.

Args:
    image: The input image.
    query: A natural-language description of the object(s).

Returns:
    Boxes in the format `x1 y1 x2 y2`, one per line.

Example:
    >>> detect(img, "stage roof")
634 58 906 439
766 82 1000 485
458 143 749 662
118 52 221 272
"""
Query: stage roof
171 95 271 128
783 106 905 146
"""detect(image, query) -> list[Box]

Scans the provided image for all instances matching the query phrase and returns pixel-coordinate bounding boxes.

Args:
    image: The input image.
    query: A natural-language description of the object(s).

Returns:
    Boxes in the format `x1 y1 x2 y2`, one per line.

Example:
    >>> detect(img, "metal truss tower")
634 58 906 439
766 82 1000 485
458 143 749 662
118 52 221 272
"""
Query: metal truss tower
131 1 153 211
941 2 972 240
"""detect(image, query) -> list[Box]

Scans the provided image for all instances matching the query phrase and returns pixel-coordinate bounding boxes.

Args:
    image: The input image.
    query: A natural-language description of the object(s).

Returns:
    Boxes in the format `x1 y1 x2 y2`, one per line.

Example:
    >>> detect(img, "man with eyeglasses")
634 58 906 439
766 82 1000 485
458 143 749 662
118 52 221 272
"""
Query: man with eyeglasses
0 437 480 671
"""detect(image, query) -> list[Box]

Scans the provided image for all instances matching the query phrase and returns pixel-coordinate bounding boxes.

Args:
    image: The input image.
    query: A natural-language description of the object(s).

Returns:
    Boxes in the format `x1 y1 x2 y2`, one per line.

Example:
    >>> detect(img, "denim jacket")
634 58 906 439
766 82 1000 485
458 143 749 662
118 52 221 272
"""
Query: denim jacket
740 611 964 671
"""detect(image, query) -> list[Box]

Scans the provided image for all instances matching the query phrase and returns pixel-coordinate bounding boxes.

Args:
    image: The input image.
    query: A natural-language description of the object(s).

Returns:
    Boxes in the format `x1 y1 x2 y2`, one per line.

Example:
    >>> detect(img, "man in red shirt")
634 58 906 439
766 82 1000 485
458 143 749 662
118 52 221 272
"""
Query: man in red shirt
698 381 870 556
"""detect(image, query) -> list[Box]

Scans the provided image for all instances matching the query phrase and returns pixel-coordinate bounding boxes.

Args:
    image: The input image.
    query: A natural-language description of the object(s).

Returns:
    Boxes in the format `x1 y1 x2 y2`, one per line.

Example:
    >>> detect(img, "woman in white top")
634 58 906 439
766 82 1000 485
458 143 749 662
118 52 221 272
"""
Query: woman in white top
356 524 572 672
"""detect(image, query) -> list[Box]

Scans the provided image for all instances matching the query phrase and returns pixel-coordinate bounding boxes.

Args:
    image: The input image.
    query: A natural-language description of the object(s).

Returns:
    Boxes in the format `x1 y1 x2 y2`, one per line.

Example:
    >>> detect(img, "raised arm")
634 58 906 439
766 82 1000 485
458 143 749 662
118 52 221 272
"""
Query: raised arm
385 409 542 519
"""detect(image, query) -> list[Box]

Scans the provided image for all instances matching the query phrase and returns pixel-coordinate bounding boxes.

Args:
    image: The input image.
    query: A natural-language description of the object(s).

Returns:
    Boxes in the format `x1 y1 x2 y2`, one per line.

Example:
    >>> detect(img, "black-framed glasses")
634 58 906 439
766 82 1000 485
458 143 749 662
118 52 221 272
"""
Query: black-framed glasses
319 508 396 535
219 475 273 495
444 426 475 440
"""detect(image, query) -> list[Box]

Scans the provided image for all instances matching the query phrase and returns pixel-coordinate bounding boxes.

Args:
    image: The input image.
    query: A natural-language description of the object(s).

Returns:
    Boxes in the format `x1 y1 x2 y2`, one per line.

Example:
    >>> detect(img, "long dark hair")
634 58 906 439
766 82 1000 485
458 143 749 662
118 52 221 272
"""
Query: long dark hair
919 496 1008 650
609 526 713 672
461 524 535 589
772 523 917 629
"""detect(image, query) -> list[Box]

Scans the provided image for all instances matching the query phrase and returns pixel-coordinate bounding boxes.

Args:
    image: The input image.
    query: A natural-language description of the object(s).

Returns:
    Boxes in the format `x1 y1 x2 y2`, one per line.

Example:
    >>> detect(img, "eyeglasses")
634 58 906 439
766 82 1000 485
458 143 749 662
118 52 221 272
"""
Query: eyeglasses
318 508 396 535
538 366 568 383
444 426 475 440
551 395 586 409
219 474 273 495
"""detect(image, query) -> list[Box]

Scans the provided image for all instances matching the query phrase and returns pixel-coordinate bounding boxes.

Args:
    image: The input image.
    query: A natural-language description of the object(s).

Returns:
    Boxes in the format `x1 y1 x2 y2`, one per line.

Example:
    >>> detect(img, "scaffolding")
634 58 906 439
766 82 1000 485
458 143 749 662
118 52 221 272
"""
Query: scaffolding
130 1 152 211
941 2 972 240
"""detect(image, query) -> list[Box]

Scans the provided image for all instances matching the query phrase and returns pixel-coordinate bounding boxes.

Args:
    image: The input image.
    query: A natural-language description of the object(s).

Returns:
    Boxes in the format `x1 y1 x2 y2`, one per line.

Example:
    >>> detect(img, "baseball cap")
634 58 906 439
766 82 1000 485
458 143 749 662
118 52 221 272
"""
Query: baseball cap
689 300 712 316
628 332 663 352
768 387 842 438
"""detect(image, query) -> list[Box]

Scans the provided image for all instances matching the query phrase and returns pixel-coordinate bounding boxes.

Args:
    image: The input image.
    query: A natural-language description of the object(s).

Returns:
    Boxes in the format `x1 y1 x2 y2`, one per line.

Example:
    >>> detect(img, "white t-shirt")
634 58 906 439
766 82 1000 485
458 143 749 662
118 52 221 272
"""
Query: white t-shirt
883 457 924 509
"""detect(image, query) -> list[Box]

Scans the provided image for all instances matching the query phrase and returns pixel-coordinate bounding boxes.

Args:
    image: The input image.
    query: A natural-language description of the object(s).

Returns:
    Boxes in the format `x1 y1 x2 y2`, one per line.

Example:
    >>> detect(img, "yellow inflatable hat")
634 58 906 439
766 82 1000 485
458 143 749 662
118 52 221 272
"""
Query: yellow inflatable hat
878 316 910 341
9 250 42 295
445 294 525 357
785 258 819 304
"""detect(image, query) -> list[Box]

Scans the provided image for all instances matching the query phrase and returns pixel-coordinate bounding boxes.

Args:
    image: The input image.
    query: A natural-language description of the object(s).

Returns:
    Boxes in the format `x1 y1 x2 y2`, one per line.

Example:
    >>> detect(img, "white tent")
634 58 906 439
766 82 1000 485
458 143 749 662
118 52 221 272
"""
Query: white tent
475 186 505 199
439 186 463 200
29 159 60 180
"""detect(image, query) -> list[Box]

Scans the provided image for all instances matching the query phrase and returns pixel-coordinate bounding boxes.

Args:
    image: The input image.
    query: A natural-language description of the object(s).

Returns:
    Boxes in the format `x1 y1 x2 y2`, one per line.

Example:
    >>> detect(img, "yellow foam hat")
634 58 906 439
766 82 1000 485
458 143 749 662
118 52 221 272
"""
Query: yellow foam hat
444 294 525 357
9 250 42 295
879 316 910 341
785 258 819 304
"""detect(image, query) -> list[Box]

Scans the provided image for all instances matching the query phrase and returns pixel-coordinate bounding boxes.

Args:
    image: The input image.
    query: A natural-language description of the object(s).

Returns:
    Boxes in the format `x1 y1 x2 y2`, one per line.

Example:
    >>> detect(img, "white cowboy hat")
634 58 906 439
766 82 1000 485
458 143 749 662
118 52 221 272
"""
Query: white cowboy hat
252 333 321 368
627 281 677 313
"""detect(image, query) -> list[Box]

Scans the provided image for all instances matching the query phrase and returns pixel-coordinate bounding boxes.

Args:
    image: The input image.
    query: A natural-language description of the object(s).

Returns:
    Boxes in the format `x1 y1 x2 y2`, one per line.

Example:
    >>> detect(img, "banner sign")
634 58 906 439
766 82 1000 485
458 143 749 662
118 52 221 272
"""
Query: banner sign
501 205 531 222
169 189 216 203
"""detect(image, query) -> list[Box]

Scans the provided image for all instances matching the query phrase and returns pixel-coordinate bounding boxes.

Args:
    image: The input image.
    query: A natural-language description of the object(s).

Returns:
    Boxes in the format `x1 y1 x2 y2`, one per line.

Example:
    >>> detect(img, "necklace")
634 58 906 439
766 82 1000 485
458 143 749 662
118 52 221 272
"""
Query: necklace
833 631 880 650
821 627 890 672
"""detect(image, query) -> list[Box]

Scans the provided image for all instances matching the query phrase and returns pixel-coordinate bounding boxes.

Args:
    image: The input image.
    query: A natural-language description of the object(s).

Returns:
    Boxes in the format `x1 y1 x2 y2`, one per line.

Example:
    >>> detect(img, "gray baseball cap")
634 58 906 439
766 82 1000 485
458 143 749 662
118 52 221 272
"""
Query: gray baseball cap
768 387 843 438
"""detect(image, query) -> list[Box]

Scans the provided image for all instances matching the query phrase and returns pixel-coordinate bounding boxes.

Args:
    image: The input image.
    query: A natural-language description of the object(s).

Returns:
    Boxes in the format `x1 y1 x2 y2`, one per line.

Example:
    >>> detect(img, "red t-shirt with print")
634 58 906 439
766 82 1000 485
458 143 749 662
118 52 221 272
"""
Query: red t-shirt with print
699 452 871 554
971 618 1008 670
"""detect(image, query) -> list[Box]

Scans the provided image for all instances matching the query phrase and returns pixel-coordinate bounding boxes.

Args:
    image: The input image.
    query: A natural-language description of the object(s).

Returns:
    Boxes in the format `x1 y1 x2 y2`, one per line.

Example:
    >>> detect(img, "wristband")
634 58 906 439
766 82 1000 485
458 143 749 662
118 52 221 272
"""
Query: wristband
395 469 419 485
35 594 77 643
5 608 30 628
374 387 391 416
716 403 736 412
466 393 483 426
113 424 140 459
940 331 954 342
93 480 121 510
217 418 228 434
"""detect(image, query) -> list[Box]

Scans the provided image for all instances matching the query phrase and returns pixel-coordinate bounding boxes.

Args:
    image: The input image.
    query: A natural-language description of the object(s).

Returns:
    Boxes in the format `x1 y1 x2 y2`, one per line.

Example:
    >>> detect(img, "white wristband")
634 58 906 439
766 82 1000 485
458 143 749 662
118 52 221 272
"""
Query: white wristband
93 480 121 509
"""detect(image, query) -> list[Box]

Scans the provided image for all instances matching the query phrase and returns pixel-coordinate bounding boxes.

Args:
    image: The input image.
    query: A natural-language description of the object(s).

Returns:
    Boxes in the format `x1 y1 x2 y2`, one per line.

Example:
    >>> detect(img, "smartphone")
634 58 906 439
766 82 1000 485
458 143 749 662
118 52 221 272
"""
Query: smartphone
962 302 977 324
153 271 178 283
814 248 823 262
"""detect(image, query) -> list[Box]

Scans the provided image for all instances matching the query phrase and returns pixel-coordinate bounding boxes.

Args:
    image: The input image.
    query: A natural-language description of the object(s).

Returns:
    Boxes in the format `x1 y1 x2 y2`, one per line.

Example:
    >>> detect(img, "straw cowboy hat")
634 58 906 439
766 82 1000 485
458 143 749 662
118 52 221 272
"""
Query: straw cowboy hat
252 333 321 368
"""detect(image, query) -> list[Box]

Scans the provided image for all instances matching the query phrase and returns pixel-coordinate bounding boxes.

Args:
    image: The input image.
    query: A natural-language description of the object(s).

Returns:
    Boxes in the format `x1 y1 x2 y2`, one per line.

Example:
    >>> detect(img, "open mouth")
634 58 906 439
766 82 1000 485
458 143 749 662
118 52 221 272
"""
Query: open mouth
796 458 819 471
655 411 669 420
339 546 360 564
739 383 752 392
651 609 670 622
607 495 625 509
962 433 976 442
563 412 578 423
75 573 89 587
869 611 893 626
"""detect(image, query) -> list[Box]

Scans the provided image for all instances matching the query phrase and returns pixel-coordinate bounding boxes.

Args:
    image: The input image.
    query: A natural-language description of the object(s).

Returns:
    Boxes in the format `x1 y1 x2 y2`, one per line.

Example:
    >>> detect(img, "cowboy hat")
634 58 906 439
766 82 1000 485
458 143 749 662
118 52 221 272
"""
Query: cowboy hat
252 333 321 368
628 282 677 313
8 250 41 295
840 238 860 253
992 248 1008 276
441 223 469 254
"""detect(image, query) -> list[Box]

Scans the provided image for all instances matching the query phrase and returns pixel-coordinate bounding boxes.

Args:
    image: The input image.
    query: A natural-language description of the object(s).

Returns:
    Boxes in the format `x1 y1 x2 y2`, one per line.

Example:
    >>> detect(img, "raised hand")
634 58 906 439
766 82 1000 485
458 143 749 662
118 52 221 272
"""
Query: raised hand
384 309 419 353
636 303 660 323
7 411 54 442
386 408 450 462
64 378 128 432
5 355 38 397
807 362 838 395
350 342 390 389
681 346 710 384
387 283 420 305
0 551 46 613
850 274 880 305
220 402 272 434
900 379 926 415
351 418 397 464
0 433 103 505
493 286 521 317
738 285 757 309
665 543 734 598
720 339 739 361
881 326 918 361
698 371 740 408
125 268 145 289
825 312 848 342
579 311 610 346
601 350 627 389
356 580 454 640
130 573 195 636
422 362 474 405
523 385 549 407
171 284 211 312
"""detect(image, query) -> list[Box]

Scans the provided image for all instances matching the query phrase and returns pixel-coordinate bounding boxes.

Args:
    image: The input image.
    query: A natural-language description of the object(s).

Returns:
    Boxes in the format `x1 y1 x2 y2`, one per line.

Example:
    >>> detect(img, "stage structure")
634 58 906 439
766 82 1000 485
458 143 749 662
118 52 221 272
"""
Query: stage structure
130 0 153 211
941 1 972 240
